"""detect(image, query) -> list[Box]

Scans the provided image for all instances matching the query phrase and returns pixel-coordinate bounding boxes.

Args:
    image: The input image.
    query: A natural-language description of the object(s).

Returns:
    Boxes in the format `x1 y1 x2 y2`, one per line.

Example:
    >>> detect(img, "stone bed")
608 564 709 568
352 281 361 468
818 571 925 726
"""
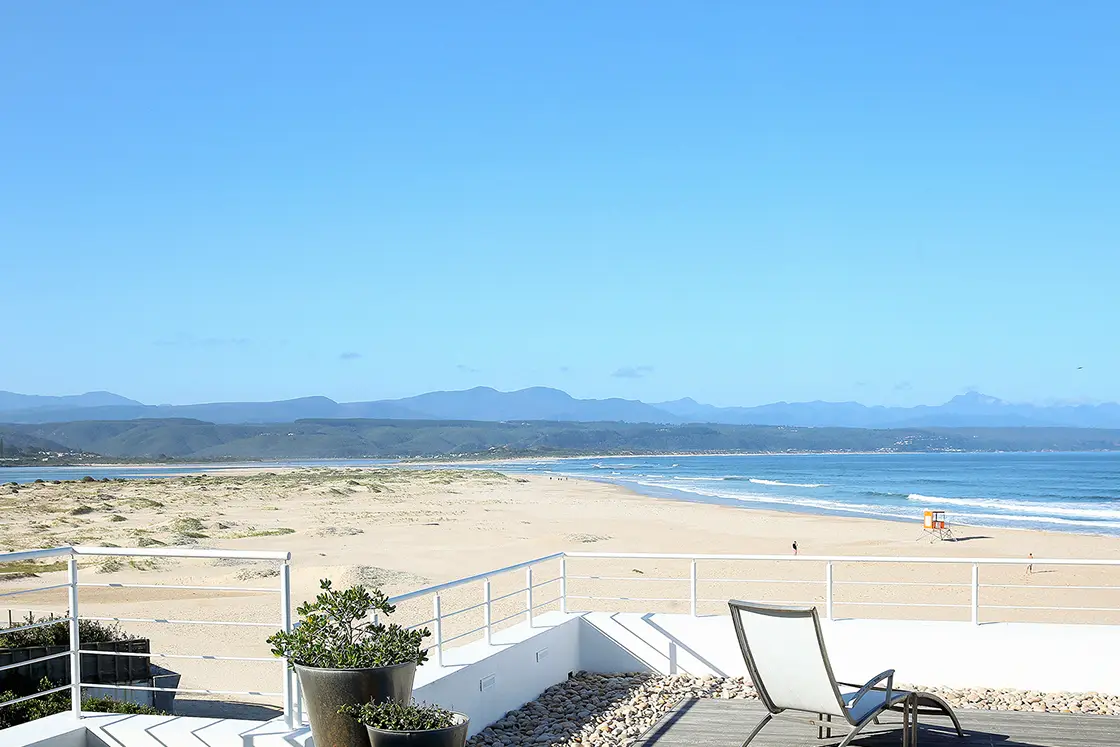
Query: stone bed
466 673 1120 747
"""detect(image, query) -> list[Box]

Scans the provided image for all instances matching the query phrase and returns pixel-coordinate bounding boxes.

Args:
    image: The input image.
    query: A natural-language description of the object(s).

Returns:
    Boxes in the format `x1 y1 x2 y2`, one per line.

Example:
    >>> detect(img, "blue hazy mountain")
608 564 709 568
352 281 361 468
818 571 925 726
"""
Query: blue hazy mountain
3 387 1120 428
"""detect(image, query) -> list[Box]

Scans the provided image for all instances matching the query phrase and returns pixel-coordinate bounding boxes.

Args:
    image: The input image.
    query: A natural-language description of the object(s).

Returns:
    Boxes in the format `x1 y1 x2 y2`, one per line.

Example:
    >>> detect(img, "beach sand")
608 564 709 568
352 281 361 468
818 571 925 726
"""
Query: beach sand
2 467 1118 711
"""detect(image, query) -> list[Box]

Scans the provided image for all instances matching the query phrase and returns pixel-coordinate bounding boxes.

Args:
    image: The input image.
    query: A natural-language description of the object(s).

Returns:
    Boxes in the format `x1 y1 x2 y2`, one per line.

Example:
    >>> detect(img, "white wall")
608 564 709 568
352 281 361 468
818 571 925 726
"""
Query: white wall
578 612 1120 694
412 611 582 738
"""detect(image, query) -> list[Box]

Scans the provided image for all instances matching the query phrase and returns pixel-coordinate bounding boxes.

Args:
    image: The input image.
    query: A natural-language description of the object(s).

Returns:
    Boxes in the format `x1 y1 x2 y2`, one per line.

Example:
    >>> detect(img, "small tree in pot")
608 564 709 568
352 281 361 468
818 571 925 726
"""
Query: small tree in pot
268 580 430 747
340 700 469 747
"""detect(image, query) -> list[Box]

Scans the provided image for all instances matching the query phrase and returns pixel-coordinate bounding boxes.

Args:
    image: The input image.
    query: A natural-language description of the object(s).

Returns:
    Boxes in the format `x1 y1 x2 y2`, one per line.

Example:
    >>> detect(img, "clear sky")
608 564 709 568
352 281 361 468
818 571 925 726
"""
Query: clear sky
3 2 1118 408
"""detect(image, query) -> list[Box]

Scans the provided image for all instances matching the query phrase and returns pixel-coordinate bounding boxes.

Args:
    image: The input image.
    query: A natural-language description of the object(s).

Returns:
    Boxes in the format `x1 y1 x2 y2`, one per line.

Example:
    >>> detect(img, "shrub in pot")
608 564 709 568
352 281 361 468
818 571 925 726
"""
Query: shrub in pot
268 580 430 747
339 700 469 747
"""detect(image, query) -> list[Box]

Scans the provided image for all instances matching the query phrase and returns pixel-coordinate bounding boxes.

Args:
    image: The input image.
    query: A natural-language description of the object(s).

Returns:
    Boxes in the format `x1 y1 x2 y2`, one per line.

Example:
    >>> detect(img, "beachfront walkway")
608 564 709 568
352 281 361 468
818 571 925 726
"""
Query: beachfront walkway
635 698 1120 746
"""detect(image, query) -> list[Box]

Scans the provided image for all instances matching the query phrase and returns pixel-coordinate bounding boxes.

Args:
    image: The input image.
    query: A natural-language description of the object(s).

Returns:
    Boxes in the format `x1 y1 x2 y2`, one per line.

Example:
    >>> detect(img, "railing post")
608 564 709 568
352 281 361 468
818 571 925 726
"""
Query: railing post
483 578 492 645
971 563 979 625
526 567 534 627
434 594 444 666
280 561 294 729
689 559 698 617
67 553 81 719
560 555 568 614
825 561 834 621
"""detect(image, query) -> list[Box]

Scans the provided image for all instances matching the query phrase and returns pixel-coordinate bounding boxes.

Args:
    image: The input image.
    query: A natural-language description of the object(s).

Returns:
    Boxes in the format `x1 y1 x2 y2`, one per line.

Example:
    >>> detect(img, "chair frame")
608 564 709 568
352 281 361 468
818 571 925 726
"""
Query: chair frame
729 600 961 746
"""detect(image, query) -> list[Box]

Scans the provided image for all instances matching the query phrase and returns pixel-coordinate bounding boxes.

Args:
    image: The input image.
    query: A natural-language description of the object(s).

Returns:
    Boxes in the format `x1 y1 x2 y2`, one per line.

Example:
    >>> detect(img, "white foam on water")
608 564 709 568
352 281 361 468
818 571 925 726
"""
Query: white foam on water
748 478 827 488
907 494 1120 521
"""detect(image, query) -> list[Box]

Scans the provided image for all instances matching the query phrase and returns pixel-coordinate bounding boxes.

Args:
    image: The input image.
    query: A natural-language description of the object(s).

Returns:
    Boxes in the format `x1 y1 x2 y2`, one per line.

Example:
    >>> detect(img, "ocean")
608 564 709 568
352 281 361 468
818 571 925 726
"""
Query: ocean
488 452 1120 537
5 452 1120 537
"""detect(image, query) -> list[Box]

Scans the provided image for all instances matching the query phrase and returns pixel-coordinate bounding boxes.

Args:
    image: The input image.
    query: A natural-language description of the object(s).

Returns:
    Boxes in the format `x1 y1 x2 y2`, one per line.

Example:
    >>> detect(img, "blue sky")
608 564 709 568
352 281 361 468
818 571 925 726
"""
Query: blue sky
3 2 1118 408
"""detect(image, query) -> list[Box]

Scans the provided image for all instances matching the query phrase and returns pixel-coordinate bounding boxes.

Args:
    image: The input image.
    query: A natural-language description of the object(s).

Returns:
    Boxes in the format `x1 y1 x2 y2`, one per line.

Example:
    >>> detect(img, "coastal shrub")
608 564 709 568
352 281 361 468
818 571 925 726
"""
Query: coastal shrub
339 700 455 731
0 614 133 648
80 476 95 483
0 678 165 729
267 579 430 669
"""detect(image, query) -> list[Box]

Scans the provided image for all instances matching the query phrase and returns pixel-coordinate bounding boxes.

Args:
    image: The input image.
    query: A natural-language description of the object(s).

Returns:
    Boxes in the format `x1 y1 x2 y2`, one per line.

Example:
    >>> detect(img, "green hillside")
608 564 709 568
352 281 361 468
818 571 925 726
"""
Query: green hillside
3 418 1120 461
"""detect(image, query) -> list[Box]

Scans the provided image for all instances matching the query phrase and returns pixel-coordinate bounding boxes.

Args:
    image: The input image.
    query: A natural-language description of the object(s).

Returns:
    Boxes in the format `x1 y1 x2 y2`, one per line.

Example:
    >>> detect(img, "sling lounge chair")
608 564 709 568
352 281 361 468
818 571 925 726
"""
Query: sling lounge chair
728 600 964 746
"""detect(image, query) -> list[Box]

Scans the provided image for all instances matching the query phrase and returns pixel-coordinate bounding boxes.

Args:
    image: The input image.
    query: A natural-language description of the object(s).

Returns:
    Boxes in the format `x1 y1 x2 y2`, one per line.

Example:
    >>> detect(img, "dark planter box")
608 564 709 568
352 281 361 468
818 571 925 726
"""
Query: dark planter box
0 639 151 695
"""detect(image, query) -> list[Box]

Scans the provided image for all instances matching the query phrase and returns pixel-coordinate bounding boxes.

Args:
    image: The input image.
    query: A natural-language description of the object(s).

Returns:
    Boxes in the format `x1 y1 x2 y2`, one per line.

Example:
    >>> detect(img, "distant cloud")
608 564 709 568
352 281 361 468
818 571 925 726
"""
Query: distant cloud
155 334 250 348
894 381 913 391
339 352 362 361
559 366 571 373
456 364 480 373
612 365 655 379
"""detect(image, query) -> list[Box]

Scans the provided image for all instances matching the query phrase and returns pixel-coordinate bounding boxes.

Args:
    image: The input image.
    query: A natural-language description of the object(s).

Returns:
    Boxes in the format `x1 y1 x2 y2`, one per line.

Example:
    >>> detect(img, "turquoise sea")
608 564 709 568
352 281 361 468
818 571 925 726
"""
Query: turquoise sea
488 452 1120 537
6 453 1120 537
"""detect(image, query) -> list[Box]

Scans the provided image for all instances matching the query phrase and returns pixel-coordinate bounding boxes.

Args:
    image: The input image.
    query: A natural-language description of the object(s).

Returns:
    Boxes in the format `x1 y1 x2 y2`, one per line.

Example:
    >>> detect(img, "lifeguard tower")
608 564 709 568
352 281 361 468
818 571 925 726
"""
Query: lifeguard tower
921 509 955 541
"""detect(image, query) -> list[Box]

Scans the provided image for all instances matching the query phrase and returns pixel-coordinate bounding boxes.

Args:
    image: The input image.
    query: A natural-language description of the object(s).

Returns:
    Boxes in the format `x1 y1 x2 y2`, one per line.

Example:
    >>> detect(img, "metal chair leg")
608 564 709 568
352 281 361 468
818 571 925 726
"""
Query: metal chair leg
740 712 773 747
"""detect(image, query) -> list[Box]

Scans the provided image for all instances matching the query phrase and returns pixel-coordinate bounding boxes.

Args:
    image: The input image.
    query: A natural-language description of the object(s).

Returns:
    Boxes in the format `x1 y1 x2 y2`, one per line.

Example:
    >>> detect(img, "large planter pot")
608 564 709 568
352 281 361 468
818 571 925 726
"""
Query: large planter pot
363 713 469 747
295 661 416 747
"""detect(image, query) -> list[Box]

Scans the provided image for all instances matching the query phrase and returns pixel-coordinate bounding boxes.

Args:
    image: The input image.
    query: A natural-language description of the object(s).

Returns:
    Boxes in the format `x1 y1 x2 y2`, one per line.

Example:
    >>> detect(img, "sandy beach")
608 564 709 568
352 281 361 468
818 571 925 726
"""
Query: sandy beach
3 467 1119 711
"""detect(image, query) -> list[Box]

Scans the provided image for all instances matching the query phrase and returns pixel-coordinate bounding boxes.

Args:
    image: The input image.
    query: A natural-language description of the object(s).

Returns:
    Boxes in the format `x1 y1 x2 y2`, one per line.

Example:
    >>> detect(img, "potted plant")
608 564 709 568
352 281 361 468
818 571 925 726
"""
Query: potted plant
339 700 469 747
267 580 430 747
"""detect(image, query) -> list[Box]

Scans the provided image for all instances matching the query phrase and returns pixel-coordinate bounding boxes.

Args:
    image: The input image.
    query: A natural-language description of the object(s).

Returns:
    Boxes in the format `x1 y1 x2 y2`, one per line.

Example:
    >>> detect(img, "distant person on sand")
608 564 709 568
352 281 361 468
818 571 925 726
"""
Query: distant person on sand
792 541 798 556
1028 553 1033 574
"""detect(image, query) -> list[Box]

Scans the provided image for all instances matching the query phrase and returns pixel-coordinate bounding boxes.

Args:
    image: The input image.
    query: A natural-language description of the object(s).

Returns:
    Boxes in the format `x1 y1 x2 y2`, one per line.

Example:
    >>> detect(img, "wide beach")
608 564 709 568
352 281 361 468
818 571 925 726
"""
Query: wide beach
3 466 1119 711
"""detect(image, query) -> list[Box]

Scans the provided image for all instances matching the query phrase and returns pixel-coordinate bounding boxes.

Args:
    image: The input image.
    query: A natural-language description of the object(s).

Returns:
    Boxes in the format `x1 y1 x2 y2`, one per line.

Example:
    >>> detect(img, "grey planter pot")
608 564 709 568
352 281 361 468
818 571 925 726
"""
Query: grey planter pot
363 713 469 747
295 661 416 747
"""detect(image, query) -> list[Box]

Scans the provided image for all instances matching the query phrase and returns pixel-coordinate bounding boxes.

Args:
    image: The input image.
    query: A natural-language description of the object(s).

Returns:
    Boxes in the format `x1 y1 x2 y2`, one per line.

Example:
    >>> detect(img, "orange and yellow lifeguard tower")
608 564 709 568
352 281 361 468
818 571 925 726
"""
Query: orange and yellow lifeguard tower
922 509 955 541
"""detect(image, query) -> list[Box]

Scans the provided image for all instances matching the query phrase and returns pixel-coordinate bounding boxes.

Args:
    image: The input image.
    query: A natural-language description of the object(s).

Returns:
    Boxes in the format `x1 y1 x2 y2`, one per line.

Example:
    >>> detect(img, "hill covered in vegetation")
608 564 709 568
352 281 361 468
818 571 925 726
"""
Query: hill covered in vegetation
3 418 1120 461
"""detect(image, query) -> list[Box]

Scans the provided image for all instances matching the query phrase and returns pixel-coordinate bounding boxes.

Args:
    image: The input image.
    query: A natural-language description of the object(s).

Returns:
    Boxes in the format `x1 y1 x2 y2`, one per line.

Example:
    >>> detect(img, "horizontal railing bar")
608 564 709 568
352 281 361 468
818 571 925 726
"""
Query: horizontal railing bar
0 617 72 635
388 552 564 605
439 625 489 647
0 583 73 599
531 577 561 590
980 584 1120 591
834 580 972 588
80 582 280 593
437 601 488 619
82 616 278 628
565 551 1120 566
73 546 291 561
406 618 437 630
0 684 71 709
981 605 1120 612
0 651 71 673
707 578 823 585
833 601 970 608
531 595 563 611
78 649 278 663
568 595 687 603
699 598 815 605
567 575 683 582
0 547 74 564
84 682 281 697
489 609 530 627
490 587 530 604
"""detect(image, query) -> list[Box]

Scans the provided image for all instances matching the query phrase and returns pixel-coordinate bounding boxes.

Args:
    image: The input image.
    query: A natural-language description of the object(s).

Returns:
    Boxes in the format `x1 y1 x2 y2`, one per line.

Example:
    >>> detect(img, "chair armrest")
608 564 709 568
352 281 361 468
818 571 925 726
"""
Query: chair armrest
847 669 895 712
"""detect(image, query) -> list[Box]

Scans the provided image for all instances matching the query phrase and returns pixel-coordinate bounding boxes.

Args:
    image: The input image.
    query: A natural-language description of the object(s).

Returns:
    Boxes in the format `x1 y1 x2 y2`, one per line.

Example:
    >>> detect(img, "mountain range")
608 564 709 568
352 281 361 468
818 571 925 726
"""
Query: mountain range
3 387 1120 429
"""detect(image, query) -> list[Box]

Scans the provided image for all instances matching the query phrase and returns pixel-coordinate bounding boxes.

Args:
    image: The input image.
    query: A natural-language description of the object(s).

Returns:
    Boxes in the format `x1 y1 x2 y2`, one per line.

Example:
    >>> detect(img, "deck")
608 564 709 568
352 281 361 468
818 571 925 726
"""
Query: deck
634 699 1120 747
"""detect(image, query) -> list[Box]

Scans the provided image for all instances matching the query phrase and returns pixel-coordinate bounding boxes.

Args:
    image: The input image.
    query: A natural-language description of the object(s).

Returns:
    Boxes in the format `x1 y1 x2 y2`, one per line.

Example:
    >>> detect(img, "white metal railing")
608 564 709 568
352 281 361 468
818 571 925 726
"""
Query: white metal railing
0 545 294 728
4 546 1118 732
562 552 1120 625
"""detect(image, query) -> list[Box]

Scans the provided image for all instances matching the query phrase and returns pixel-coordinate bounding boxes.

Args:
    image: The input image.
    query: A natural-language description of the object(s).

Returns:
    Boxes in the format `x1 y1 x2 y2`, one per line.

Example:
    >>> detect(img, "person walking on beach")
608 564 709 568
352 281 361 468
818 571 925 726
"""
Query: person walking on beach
1028 552 1033 574
792 541 798 556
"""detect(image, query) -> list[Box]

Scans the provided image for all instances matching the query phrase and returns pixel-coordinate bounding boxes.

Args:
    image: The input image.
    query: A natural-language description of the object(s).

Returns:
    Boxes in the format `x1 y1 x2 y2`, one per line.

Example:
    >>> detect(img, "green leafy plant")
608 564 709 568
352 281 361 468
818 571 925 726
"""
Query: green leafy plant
339 700 456 731
0 678 166 729
0 613 133 648
266 579 430 669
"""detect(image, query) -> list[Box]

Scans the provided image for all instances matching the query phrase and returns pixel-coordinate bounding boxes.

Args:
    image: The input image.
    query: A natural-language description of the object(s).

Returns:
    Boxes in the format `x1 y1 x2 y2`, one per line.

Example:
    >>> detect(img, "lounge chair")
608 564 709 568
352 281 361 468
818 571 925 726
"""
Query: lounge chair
728 600 964 746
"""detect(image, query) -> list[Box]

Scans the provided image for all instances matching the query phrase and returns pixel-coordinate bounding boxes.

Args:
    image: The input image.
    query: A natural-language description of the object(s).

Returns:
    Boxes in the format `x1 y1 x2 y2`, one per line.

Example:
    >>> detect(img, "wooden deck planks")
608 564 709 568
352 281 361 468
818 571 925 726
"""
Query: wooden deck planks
634 699 1120 747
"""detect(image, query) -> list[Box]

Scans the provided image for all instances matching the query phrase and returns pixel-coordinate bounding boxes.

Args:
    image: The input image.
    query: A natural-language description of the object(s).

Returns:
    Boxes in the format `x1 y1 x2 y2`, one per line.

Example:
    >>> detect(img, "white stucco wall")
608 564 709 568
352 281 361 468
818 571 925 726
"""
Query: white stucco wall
578 612 1120 694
